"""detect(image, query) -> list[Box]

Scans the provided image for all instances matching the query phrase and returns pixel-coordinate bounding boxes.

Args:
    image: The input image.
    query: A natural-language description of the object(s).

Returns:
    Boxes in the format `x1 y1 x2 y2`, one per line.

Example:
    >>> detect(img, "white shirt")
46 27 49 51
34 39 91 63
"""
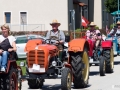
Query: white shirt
0 35 16 46
109 29 120 36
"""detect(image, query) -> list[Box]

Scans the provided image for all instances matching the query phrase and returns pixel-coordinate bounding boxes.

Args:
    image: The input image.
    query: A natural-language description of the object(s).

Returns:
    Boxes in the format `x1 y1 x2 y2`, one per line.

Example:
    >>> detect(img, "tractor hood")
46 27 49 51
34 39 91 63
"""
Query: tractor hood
25 44 58 52
25 39 58 52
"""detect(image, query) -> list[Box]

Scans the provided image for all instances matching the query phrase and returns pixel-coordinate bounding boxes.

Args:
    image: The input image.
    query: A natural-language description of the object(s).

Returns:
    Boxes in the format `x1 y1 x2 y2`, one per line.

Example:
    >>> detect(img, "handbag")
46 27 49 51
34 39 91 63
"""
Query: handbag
0 38 12 51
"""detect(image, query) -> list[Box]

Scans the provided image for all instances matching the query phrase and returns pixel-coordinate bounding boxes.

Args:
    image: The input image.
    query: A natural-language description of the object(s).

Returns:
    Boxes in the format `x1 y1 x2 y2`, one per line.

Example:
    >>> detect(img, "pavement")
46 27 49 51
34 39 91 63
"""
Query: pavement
21 56 120 90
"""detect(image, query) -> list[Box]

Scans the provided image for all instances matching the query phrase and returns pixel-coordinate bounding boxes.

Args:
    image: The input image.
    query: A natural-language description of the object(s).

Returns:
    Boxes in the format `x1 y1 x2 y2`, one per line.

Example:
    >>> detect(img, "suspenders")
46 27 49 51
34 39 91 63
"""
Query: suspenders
49 30 60 40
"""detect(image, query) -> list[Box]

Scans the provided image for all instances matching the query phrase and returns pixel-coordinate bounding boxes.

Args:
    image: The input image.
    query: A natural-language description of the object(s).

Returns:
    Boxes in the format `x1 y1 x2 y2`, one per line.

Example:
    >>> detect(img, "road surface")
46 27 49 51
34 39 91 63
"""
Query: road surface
21 56 120 90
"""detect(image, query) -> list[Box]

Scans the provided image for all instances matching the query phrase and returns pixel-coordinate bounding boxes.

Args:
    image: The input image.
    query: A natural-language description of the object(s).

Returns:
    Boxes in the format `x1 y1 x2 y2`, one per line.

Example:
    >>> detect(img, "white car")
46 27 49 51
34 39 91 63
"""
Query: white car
15 34 45 59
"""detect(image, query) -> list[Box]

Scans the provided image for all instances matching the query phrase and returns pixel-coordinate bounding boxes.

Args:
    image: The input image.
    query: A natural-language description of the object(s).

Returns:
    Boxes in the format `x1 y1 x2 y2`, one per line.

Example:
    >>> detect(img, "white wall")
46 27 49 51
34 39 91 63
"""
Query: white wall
0 0 68 31
94 0 102 29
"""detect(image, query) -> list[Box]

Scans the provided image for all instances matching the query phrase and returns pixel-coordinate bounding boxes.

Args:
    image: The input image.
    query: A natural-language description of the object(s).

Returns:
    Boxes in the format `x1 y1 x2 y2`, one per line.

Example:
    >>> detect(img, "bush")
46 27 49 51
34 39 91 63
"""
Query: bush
110 23 116 30
87 26 99 30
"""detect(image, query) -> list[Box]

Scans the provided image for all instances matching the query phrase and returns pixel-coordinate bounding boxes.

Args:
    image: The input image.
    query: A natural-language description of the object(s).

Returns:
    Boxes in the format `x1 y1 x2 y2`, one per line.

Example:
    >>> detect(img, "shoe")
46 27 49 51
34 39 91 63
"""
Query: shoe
1 67 5 72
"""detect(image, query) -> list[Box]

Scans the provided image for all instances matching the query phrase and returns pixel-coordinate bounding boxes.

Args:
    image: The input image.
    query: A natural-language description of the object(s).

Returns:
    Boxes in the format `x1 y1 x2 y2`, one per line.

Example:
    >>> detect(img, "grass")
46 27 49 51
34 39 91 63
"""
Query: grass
16 59 26 75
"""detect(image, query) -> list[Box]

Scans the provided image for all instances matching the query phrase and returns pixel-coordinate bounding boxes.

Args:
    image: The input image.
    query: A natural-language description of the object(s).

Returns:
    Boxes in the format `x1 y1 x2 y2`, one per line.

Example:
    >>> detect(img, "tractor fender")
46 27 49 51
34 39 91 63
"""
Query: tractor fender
68 38 90 52
6 60 18 73
64 64 72 71
101 41 113 48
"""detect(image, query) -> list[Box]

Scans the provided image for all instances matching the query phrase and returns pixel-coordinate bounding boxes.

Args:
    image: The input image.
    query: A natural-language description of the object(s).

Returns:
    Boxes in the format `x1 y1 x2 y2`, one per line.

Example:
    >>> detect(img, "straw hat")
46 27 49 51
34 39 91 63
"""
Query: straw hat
116 21 120 25
50 19 61 26
89 22 96 26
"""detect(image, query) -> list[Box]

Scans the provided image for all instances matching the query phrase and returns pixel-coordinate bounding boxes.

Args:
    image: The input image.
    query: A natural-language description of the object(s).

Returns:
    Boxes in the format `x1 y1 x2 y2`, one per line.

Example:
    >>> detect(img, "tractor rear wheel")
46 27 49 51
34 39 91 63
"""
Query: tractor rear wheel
71 50 89 88
28 79 44 89
0 68 18 90
103 49 114 73
99 56 105 76
61 68 72 90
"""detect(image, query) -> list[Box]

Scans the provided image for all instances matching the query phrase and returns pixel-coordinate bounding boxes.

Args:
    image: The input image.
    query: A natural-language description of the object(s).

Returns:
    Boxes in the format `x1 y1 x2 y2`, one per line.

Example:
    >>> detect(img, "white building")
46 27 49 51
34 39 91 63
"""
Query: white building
0 0 84 31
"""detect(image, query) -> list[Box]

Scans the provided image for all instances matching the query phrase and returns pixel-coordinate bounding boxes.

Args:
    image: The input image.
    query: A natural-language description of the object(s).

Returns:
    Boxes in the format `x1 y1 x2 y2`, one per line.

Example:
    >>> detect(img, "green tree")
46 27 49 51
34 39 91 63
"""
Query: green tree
104 0 118 13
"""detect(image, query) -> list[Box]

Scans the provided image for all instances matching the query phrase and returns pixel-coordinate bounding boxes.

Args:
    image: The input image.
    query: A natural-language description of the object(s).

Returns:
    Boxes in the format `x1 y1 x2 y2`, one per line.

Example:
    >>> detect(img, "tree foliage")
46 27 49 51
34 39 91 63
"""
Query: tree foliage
104 0 118 13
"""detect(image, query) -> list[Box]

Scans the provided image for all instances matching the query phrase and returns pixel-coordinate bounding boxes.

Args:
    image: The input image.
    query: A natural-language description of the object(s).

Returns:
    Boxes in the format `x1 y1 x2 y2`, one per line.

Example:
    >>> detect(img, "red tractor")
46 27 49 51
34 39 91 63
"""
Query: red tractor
83 34 114 76
0 51 22 90
19 37 90 89
70 32 114 76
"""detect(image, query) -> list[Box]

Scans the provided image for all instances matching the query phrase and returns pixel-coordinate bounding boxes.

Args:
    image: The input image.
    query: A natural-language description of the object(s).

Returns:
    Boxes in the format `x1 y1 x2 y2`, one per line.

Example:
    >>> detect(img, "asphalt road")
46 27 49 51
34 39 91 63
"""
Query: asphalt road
21 56 120 90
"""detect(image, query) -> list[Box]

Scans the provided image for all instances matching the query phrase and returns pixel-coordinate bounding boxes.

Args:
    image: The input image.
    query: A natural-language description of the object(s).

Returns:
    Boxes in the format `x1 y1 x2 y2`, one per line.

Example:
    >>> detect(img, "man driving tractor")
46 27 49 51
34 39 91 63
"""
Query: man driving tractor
86 22 102 49
108 21 120 49
46 19 66 61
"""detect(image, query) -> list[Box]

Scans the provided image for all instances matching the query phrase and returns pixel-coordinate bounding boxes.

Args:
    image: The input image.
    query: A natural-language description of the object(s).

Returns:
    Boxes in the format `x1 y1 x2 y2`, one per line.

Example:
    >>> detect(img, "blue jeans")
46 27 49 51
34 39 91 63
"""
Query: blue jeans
0 51 9 68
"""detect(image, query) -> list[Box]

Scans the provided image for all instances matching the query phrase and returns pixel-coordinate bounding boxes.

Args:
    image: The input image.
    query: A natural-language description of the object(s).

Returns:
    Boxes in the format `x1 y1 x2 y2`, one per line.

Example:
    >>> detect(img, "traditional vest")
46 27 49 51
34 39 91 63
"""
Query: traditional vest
49 30 60 40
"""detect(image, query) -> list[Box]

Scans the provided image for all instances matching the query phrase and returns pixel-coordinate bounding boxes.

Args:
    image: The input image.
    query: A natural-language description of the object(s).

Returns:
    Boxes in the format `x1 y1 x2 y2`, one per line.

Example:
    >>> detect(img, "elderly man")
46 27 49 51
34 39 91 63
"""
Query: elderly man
46 19 65 45
46 19 65 61
86 22 102 48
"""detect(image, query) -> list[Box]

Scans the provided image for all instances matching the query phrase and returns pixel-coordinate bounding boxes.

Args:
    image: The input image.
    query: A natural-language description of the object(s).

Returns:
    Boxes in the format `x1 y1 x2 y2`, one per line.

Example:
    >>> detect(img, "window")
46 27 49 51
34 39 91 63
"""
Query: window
106 13 108 21
5 12 11 23
102 10 105 22
20 12 27 25
84 10 88 20
69 11 72 23
15 37 28 44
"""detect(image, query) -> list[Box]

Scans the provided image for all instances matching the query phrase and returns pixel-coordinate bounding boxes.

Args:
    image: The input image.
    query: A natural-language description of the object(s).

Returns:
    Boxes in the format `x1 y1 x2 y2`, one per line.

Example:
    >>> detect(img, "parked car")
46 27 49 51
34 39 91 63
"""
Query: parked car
15 34 45 59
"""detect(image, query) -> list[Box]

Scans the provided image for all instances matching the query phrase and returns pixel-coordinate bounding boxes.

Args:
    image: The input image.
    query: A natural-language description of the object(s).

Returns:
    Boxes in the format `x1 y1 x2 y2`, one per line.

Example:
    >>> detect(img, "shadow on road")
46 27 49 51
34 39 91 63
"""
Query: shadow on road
40 84 61 90
35 84 92 90
114 61 120 65
72 84 91 90
89 71 99 76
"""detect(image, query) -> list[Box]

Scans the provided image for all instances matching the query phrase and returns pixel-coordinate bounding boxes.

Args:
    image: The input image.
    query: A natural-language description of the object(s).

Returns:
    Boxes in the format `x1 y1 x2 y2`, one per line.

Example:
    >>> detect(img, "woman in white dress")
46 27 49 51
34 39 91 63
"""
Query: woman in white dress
0 24 16 72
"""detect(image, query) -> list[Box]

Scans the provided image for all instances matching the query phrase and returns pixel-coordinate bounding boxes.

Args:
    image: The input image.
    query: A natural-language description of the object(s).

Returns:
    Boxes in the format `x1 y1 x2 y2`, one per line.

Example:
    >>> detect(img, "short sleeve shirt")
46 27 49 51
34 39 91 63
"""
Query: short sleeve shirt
86 30 101 40
46 30 65 42
0 35 16 46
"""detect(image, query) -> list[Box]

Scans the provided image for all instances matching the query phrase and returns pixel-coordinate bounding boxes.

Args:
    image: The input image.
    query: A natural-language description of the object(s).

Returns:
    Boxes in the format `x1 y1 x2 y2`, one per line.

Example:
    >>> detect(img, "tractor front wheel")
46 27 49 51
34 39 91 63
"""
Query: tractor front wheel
99 56 105 76
103 49 114 73
0 68 18 90
61 68 72 90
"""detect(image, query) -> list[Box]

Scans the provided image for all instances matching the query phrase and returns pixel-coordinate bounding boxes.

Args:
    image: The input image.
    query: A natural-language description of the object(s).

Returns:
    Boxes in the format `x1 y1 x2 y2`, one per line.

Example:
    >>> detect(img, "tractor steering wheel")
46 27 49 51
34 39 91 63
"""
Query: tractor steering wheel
45 39 60 45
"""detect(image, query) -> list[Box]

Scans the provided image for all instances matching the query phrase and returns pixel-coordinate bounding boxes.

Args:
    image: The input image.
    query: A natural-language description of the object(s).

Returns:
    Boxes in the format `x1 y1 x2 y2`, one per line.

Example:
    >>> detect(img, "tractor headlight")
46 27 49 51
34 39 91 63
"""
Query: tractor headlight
52 61 57 66
20 62 25 67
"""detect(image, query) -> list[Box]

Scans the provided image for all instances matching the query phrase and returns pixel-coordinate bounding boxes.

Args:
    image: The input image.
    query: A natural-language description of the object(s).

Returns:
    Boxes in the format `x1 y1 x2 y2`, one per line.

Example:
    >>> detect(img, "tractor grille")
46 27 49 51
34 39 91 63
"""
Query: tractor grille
28 50 35 67
28 50 45 68
37 50 44 68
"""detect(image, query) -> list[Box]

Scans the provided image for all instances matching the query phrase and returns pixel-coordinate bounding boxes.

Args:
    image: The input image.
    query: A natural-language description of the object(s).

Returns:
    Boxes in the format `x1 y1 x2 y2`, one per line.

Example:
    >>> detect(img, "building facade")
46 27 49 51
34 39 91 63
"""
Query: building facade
0 0 83 31
0 0 111 31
